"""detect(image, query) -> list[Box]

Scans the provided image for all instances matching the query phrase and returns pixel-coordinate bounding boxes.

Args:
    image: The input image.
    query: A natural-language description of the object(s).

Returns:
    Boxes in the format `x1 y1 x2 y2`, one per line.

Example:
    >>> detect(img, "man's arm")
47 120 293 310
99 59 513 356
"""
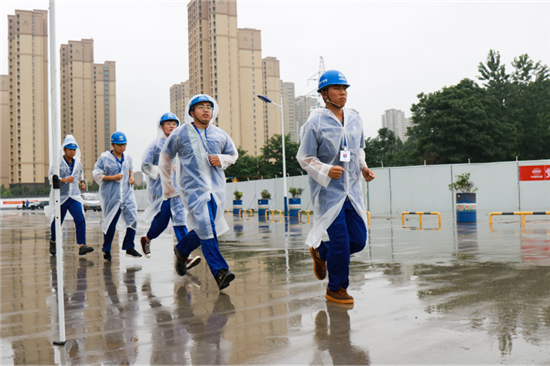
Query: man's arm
210 133 238 169
297 122 333 188
142 143 160 180
159 133 178 199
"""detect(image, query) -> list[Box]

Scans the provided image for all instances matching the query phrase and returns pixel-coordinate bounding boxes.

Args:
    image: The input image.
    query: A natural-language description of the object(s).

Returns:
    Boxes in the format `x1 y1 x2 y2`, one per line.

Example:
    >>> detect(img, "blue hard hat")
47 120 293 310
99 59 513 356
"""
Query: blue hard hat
317 70 350 92
64 143 78 150
188 94 214 116
159 112 180 126
111 131 128 144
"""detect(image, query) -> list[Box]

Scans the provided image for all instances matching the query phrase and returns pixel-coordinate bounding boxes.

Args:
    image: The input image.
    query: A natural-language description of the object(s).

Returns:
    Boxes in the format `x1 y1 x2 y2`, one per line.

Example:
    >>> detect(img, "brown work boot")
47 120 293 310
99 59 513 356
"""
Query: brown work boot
310 246 326 280
326 287 354 304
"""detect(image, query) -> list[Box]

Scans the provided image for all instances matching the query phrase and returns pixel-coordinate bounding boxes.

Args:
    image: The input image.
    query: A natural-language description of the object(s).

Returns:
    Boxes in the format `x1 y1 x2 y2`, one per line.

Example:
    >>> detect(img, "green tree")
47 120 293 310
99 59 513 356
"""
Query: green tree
409 78 516 164
364 128 410 167
258 134 304 178
1 184 13 197
224 147 259 179
506 54 550 160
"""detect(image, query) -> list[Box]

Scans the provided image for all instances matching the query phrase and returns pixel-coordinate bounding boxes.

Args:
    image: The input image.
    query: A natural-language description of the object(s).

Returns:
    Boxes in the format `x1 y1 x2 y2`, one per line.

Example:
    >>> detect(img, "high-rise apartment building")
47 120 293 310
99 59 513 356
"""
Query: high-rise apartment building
1 75 9 187
3 9 49 189
170 80 189 122
262 56 281 142
280 81 296 143
238 28 262 155
381 108 410 142
60 39 116 182
186 0 288 156
187 0 241 146
295 95 318 141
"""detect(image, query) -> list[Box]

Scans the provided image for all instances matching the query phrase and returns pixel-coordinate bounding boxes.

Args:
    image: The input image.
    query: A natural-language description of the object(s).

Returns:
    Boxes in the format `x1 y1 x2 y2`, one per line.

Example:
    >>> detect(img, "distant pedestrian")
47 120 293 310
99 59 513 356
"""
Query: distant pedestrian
25 200 29 209
159 94 238 290
140 112 201 269
297 70 375 305
45 135 92 256
93 131 142 261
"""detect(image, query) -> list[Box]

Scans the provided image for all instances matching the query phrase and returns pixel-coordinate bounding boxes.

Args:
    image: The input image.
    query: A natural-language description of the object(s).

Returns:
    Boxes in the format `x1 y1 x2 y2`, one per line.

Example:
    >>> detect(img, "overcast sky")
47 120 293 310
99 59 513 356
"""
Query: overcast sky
2 1 549 169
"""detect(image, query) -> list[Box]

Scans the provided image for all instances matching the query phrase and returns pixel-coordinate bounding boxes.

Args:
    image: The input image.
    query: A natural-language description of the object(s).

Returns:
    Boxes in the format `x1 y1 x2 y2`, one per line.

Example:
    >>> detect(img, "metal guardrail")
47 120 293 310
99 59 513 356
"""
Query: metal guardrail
239 209 254 220
265 210 282 222
489 211 550 227
402 211 441 230
366 211 371 228
298 210 311 224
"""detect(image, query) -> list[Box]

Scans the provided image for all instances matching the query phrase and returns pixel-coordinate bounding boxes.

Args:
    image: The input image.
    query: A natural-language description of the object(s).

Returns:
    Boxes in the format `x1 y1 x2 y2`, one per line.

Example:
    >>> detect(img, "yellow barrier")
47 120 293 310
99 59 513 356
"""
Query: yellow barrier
489 211 550 227
247 209 253 220
402 211 441 230
298 210 311 224
264 210 282 222
225 209 231 215
366 211 371 228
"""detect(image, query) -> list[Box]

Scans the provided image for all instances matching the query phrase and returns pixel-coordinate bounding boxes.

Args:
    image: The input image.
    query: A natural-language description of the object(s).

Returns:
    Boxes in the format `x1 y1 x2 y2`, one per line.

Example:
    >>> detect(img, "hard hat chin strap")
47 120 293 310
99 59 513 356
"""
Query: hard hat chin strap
322 89 343 109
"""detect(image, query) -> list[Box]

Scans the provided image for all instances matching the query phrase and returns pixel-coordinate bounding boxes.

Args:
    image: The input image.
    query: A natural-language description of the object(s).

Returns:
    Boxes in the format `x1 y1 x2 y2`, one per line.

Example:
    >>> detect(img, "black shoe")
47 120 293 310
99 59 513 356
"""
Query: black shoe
79 245 94 255
215 268 235 290
125 248 142 258
174 247 187 276
103 251 111 262
50 240 56 256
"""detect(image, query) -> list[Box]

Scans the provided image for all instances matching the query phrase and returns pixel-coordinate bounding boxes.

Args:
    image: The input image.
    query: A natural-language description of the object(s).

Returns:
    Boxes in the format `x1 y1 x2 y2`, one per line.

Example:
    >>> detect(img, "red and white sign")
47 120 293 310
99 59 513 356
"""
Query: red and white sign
519 165 550 181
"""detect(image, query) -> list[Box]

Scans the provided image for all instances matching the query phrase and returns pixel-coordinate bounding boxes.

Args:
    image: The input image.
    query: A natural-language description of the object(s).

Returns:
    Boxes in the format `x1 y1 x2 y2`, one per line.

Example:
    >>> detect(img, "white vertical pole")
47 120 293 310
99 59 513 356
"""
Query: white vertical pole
280 97 288 216
49 0 66 346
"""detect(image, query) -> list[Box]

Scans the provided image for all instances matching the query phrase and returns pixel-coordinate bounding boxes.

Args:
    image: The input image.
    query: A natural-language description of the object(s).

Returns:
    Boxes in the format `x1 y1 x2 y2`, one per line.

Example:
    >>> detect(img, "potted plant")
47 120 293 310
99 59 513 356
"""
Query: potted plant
233 190 243 215
288 187 304 217
258 189 271 218
449 172 478 223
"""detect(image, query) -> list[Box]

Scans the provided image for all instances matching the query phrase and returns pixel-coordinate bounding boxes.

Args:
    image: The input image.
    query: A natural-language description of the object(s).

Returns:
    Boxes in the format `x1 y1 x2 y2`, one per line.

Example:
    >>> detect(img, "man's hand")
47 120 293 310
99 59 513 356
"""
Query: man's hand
362 167 375 182
129 176 135 185
328 166 345 179
113 173 124 181
63 176 75 183
209 155 221 167
80 181 86 190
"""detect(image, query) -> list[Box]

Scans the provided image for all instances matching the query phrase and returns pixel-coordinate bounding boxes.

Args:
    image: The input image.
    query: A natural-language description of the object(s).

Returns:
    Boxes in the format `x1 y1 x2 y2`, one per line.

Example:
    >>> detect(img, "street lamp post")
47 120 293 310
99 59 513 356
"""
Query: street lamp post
258 94 288 216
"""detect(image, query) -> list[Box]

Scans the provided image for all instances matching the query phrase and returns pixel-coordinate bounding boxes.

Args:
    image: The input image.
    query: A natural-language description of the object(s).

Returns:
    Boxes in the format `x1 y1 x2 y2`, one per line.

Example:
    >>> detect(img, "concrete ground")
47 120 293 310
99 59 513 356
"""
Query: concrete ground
1 209 550 365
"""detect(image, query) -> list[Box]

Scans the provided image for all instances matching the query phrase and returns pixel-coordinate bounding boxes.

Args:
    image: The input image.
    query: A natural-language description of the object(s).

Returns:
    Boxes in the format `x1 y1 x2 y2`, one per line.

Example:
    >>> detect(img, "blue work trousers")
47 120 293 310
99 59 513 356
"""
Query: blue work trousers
102 208 136 252
317 199 367 292
50 198 86 245
176 196 228 277
147 199 187 243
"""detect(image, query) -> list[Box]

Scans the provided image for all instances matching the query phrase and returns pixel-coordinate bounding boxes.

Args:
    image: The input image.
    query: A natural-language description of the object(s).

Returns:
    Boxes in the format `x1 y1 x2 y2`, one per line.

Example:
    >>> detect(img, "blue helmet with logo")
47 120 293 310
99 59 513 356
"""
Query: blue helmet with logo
111 131 128 144
64 143 78 150
159 112 180 126
188 94 214 116
317 70 350 92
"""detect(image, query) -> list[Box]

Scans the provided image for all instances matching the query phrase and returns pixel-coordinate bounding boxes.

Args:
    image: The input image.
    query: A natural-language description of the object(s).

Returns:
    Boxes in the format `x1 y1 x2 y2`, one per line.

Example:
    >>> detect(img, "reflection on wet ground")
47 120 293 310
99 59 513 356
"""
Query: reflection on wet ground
1 211 550 364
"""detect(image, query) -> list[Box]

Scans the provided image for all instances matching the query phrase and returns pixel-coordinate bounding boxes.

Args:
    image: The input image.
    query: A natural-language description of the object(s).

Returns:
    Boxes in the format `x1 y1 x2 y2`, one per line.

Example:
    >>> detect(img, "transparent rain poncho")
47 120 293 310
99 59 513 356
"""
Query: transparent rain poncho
92 149 138 234
45 135 85 222
159 95 238 240
140 115 187 226
297 108 369 248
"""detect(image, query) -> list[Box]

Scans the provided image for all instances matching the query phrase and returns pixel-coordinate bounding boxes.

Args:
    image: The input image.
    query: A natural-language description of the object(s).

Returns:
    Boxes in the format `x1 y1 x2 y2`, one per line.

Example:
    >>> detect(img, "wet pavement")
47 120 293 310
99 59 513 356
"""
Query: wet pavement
1 210 550 365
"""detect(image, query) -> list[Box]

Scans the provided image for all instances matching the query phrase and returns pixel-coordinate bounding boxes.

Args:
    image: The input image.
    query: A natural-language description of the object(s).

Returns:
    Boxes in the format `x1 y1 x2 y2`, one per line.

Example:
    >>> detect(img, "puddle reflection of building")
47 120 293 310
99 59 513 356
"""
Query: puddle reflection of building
313 303 370 365
101 262 140 364
174 285 235 365
455 223 478 259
